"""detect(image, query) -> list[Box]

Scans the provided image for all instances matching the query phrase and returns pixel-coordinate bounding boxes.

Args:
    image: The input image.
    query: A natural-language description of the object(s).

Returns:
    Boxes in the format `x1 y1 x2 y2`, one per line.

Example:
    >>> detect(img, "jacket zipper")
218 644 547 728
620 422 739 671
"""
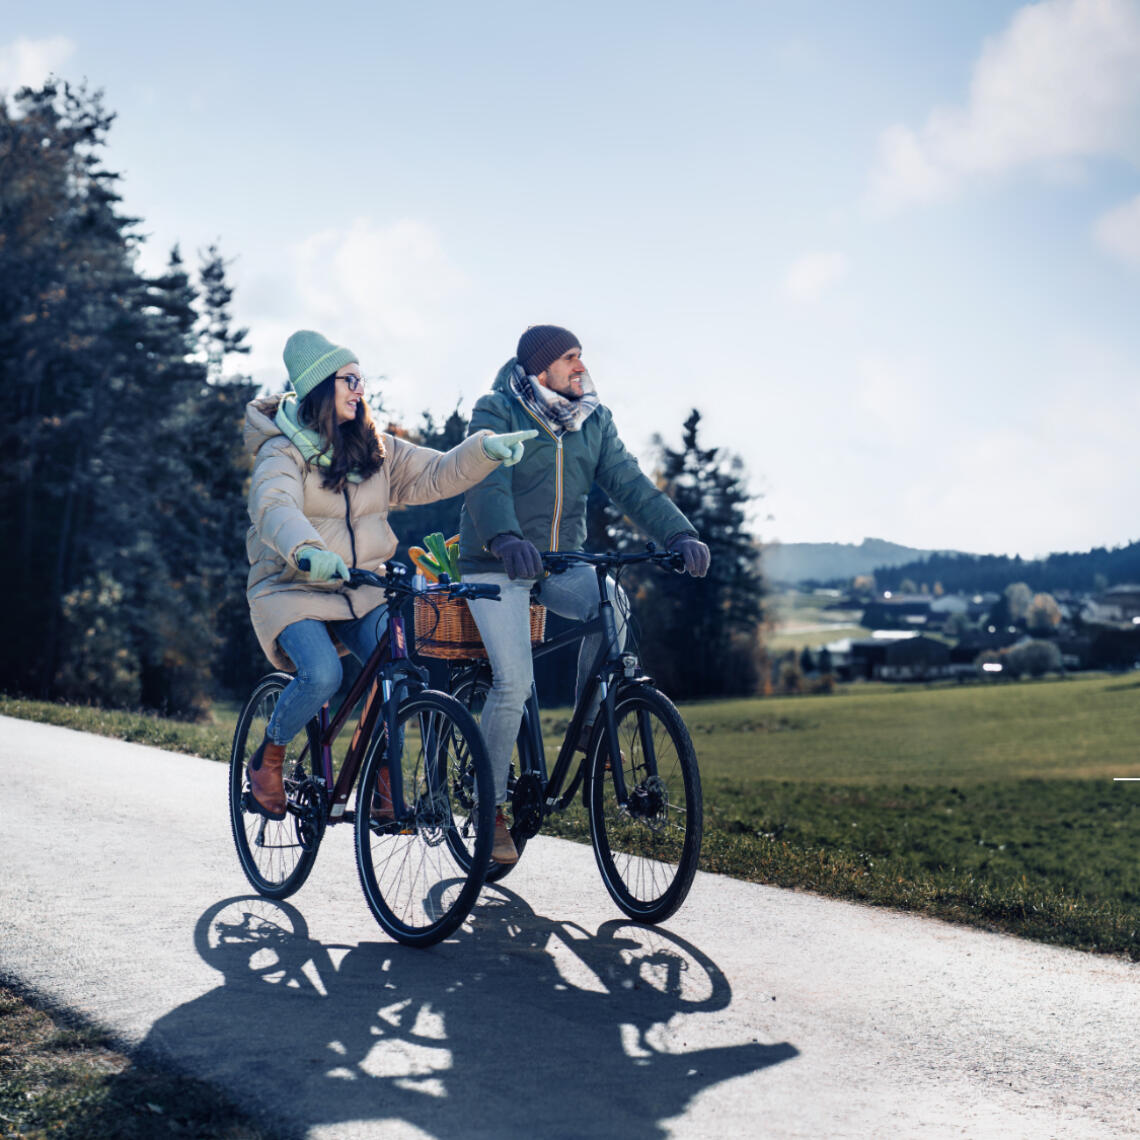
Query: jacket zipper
342 487 359 619
519 404 564 553
550 438 563 551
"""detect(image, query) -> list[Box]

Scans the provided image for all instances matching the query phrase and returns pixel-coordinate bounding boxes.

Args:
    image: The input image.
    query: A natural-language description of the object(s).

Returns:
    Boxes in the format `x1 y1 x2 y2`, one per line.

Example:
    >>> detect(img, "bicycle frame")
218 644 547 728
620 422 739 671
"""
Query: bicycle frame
459 560 643 819
293 595 428 826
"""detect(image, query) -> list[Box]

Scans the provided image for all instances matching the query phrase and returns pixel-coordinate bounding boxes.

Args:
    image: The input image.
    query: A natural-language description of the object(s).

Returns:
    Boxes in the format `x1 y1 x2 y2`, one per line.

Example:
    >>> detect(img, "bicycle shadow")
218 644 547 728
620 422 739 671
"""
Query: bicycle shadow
127 887 798 1139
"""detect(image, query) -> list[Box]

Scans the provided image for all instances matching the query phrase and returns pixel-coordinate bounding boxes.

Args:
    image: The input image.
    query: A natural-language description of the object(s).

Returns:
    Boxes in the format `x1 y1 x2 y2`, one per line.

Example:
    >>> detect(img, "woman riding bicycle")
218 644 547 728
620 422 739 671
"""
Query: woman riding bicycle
243 329 535 820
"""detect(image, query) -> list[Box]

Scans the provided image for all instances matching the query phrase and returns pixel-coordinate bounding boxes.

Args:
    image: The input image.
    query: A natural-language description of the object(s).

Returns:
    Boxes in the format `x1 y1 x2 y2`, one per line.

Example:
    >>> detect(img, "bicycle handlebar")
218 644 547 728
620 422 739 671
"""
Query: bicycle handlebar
541 544 685 575
295 557 501 602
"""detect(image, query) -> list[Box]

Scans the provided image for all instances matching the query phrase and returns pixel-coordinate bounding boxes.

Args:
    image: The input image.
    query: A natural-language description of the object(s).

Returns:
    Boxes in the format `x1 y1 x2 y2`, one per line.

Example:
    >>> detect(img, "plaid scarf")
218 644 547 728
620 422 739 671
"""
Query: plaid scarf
510 363 600 434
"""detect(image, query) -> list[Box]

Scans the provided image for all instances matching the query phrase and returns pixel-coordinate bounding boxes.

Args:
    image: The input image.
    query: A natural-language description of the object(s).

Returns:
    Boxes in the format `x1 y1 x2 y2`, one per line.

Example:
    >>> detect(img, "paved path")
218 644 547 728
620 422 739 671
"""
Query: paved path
1 716 1137 1138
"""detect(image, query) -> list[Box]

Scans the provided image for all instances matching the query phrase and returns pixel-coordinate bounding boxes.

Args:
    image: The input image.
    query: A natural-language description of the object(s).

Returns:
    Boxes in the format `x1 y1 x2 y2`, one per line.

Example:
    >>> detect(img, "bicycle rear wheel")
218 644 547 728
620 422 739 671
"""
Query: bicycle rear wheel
354 690 494 947
588 686 702 924
229 673 323 899
449 671 533 882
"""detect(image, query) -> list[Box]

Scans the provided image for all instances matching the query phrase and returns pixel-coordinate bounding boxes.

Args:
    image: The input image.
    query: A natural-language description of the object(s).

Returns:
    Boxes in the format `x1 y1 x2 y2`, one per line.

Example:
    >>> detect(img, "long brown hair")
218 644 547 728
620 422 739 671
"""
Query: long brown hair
298 374 385 492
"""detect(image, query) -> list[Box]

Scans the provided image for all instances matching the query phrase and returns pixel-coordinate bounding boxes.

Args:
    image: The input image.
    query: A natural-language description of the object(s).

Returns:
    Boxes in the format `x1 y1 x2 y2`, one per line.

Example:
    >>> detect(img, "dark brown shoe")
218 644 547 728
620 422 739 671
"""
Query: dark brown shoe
248 737 287 820
491 808 518 865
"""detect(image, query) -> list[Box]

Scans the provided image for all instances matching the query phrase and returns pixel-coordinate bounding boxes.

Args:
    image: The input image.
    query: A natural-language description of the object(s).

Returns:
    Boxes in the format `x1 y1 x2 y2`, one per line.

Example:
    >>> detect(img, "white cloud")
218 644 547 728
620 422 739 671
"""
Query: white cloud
291 218 465 340
868 0 1140 212
783 251 849 302
243 218 469 405
1093 192 1140 264
0 36 76 92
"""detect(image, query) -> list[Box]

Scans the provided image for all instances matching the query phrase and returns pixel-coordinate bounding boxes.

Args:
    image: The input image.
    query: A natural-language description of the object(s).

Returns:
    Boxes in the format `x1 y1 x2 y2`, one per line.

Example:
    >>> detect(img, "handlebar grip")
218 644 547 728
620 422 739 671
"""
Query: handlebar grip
462 583 502 601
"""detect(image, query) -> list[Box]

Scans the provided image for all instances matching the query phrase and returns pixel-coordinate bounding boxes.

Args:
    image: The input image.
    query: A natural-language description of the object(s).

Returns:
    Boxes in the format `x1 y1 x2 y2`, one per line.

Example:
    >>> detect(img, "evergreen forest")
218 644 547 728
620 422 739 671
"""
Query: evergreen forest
1 81 766 716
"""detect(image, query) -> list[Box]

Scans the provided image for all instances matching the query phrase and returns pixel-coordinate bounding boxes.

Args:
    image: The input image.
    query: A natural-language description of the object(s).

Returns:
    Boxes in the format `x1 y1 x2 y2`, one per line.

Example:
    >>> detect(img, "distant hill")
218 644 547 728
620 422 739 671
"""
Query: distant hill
764 537 956 585
875 541 1140 595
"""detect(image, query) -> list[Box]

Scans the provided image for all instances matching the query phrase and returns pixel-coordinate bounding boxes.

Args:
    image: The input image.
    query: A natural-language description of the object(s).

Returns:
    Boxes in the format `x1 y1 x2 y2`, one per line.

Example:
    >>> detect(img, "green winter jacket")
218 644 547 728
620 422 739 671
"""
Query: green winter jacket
458 359 697 574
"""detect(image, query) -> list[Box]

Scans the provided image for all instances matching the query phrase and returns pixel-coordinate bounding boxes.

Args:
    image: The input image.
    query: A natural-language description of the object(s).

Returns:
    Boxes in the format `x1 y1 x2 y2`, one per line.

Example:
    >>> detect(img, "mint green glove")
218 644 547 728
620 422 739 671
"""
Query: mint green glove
296 545 349 582
482 429 538 467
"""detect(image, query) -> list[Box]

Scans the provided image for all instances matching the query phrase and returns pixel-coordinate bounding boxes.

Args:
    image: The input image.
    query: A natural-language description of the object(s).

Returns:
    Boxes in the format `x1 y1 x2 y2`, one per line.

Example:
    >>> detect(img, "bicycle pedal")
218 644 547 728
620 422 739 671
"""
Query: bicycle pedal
371 817 415 836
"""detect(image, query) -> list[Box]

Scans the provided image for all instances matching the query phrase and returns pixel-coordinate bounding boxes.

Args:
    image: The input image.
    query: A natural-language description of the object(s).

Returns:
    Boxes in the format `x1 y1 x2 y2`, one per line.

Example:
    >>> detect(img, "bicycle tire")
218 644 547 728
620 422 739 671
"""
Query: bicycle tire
449 671 533 882
588 686 703 924
354 690 494 947
229 673 323 899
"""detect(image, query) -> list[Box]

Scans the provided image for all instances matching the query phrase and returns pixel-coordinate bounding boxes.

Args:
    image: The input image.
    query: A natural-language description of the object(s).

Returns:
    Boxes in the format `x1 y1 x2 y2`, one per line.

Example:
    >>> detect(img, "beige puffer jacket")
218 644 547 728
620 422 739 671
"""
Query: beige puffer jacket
244 396 498 670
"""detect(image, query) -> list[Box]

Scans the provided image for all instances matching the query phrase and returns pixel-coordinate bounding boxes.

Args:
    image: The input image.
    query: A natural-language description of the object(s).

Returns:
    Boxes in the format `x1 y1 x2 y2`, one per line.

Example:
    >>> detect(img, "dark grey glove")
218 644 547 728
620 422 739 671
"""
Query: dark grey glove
489 533 544 580
668 535 711 578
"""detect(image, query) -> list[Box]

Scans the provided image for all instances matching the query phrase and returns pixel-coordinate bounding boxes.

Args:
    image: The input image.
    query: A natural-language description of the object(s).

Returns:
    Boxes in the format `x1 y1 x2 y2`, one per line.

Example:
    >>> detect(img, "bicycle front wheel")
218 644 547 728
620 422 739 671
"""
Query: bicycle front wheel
354 691 495 947
588 686 703 924
229 673 323 899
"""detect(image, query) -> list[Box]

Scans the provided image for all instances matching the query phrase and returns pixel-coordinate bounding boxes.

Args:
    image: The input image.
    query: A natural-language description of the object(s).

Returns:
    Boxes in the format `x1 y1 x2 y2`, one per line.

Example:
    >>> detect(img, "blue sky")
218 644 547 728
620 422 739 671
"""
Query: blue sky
4 0 1139 558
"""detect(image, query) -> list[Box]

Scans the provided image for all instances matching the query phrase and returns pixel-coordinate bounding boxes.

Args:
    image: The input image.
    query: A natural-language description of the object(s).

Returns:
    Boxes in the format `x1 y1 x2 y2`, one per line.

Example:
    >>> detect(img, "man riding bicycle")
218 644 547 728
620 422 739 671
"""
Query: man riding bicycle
458 324 710 865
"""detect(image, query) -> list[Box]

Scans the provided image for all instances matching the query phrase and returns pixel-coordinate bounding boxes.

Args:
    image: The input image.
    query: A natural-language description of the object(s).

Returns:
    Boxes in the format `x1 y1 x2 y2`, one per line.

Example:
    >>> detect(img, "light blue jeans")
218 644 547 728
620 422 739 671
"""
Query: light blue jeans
465 564 627 803
267 607 387 745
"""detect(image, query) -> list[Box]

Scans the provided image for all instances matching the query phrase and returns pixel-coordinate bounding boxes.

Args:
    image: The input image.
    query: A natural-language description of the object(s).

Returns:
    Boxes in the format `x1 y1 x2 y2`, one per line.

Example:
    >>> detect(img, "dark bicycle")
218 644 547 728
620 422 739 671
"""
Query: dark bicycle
442 546 703 924
228 562 500 947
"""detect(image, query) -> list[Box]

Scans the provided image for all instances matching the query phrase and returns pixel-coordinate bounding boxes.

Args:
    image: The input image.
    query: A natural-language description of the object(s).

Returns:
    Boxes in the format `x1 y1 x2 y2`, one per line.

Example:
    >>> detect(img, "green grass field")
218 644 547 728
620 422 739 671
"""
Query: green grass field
4 673 1139 957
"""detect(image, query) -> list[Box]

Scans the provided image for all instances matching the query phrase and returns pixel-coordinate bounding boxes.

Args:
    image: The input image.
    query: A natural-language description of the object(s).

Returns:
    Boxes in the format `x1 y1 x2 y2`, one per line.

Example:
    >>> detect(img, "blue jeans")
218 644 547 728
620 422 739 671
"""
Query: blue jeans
267 607 387 745
465 565 627 803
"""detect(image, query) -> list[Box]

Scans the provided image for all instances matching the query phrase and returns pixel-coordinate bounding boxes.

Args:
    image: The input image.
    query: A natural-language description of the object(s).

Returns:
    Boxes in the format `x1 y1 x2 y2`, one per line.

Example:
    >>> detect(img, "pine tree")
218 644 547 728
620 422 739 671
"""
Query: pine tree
1 82 144 695
615 409 764 699
1 83 262 713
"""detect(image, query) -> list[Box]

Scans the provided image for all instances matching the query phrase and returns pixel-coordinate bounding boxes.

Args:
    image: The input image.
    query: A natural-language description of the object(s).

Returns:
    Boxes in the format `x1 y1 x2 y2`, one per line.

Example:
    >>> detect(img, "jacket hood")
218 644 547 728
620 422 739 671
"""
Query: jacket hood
275 394 331 468
490 359 518 395
243 395 285 458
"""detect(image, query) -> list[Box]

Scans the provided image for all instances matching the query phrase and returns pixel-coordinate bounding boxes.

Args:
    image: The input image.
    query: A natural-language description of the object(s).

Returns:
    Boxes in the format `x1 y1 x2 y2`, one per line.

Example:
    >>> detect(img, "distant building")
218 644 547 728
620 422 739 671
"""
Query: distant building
950 628 1021 662
850 634 951 680
929 594 969 617
1098 585 1140 623
861 596 932 629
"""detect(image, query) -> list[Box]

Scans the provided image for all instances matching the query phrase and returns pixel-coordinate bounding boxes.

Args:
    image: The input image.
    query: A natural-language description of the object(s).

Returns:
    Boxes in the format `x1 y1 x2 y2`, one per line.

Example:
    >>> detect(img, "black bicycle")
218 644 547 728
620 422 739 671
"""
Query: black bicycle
443 547 703 924
229 563 500 947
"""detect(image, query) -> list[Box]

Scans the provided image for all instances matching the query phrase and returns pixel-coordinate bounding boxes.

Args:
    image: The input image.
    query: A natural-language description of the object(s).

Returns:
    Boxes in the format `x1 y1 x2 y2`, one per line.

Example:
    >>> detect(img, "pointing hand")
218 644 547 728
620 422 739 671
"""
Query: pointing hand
482 429 539 467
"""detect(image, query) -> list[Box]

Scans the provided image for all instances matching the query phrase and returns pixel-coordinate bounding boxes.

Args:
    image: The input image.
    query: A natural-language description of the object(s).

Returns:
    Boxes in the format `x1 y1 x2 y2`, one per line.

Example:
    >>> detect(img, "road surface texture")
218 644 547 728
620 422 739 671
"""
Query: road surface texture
1 716 1136 1138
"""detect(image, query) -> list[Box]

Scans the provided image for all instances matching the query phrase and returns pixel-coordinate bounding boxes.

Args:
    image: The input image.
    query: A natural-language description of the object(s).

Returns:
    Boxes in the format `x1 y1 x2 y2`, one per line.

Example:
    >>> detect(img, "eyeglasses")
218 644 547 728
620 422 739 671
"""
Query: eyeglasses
338 373 365 392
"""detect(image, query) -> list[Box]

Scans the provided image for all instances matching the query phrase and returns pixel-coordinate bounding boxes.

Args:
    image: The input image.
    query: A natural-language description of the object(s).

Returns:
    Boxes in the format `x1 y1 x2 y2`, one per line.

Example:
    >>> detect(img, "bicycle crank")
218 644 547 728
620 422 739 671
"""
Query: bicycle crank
511 772 545 839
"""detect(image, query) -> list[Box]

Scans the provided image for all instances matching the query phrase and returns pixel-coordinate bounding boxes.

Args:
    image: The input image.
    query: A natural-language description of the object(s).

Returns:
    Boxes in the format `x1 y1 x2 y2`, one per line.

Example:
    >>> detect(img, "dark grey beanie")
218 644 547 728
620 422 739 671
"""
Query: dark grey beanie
517 325 581 378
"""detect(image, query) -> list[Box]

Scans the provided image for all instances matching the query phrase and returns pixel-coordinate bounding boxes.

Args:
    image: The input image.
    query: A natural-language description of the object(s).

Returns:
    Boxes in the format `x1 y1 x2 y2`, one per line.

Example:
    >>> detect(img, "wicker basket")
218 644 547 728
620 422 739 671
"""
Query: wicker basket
413 596 546 660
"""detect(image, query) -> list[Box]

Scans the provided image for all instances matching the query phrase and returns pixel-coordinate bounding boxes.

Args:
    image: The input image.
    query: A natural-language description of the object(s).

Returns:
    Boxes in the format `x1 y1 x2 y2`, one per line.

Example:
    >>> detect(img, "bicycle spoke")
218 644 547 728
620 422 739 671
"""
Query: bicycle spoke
228 674 322 899
355 691 494 947
590 688 702 924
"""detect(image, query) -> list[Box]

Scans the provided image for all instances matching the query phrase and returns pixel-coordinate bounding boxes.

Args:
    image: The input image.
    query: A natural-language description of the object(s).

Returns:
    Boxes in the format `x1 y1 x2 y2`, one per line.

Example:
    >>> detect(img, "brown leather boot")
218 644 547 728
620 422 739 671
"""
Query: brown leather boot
491 808 518 865
248 737 287 820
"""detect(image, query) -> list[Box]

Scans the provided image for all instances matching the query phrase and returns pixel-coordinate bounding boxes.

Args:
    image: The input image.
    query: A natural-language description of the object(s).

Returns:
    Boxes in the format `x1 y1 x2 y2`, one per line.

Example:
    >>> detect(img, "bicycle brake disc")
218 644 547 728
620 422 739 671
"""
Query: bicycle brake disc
625 775 669 834
416 789 451 846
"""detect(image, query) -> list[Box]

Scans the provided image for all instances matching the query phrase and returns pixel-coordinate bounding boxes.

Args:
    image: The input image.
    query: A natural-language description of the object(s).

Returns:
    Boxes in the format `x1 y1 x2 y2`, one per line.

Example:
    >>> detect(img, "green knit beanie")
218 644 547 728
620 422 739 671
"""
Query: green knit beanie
282 330 358 400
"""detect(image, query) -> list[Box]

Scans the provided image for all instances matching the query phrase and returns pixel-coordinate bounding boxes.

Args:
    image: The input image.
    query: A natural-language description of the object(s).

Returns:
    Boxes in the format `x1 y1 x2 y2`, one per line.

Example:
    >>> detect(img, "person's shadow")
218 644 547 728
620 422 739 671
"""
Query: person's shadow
89 887 797 1138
